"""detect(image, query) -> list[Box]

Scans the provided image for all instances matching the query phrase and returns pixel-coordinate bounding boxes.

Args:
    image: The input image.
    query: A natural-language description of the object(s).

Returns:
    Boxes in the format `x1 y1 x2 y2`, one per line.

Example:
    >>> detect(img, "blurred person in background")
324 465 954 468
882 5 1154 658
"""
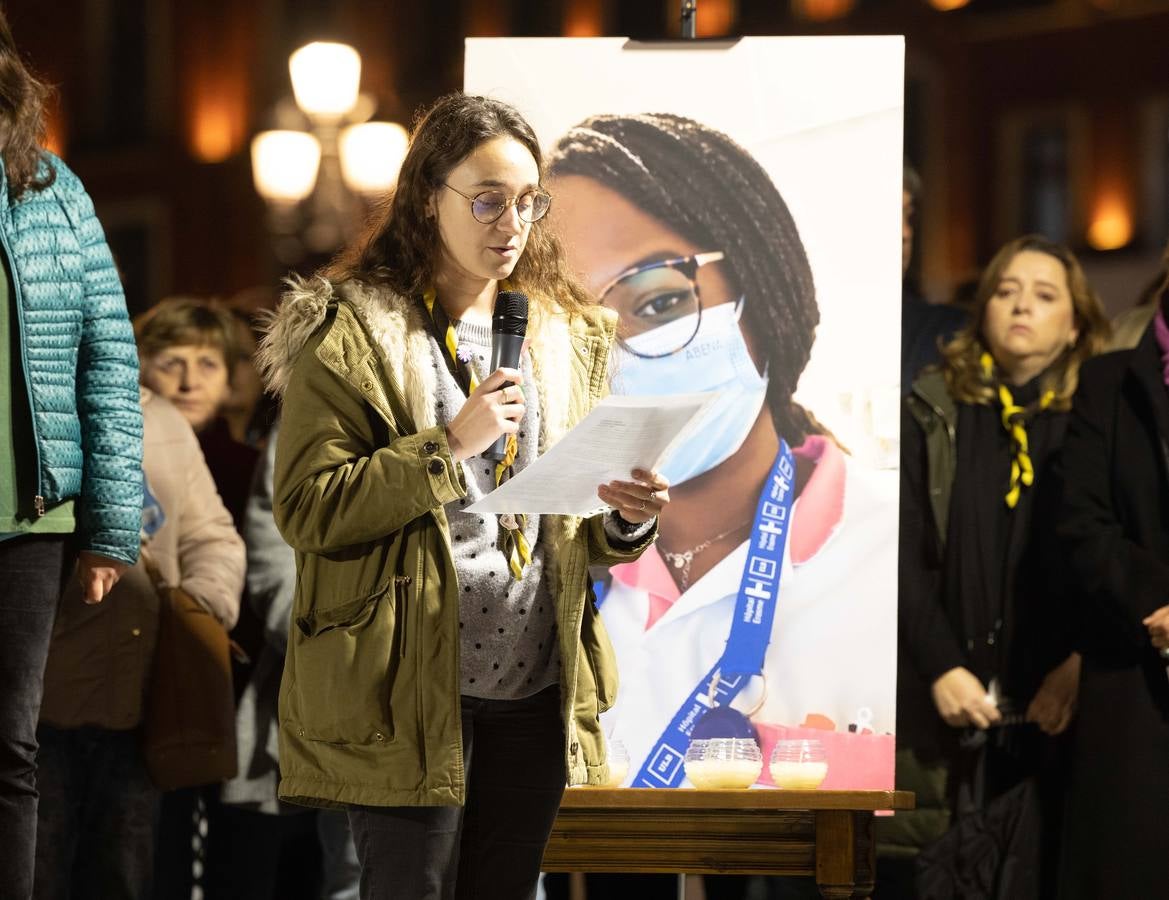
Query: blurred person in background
33 385 244 900
134 297 261 525
900 164 965 393
134 297 264 686
884 235 1109 898
134 296 266 899
1107 240 1167 351
0 10 143 898
219 422 360 900
220 307 271 448
224 285 282 448
1055 257 1169 900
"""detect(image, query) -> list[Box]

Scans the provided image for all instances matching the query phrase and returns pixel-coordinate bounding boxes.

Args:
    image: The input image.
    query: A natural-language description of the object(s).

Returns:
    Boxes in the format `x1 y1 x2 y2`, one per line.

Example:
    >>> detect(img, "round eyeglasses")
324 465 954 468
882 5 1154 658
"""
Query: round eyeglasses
598 251 726 359
443 183 552 225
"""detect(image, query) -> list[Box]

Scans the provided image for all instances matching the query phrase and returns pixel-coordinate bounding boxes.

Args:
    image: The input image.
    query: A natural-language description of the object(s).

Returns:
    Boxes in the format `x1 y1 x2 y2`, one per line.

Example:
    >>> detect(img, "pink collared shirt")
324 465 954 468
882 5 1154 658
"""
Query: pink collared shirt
613 436 847 630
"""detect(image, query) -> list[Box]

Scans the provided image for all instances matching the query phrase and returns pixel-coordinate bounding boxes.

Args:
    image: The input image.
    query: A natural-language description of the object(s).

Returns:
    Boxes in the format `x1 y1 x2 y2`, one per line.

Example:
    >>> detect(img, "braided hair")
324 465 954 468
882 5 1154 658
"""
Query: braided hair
548 112 825 444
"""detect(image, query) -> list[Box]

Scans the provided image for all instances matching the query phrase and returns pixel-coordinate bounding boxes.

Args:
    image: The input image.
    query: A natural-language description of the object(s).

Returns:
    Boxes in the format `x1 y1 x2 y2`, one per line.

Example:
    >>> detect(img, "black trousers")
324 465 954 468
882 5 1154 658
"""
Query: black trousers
347 685 565 900
0 534 69 900
34 725 157 900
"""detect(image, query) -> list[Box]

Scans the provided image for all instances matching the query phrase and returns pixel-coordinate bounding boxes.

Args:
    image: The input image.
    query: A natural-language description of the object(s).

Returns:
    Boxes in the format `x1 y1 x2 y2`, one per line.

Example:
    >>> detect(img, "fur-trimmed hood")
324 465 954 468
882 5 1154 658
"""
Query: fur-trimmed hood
255 274 336 400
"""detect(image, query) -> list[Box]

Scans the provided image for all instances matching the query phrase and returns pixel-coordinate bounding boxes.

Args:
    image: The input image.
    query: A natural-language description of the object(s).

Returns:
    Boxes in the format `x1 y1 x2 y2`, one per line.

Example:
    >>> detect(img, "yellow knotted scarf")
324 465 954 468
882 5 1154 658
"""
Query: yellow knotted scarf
980 352 1054 508
423 287 533 579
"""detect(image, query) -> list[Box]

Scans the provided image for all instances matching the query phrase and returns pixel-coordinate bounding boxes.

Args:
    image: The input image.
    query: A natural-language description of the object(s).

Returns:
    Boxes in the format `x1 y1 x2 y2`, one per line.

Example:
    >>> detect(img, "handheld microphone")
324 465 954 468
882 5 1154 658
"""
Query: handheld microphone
484 290 529 462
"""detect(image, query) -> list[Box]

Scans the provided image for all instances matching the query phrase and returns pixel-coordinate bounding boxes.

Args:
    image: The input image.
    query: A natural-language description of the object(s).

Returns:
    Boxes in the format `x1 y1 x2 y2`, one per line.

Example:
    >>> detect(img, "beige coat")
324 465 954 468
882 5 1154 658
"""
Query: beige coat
39 388 245 730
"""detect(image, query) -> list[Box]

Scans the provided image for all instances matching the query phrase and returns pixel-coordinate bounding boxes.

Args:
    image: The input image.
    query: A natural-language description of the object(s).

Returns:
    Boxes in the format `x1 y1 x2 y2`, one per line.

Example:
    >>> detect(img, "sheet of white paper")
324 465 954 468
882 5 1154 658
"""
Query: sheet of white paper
465 392 719 516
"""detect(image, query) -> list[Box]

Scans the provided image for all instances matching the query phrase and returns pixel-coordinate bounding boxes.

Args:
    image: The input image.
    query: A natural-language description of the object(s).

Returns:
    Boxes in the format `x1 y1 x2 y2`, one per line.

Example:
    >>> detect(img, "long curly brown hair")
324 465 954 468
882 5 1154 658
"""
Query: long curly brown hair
325 93 588 323
941 235 1111 409
0 10 54 200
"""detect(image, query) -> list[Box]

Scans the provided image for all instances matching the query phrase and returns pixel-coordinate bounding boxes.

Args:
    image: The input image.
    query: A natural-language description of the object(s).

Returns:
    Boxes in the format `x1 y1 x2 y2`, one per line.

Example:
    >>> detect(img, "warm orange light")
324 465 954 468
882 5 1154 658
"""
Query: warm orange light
190 98 239 163
564 0 604 35
44 112 65 157
928 0 971 10
186 68 248 163
792 0 856 21
696 0 736 35
1087 193 1133 250
178 7 253 164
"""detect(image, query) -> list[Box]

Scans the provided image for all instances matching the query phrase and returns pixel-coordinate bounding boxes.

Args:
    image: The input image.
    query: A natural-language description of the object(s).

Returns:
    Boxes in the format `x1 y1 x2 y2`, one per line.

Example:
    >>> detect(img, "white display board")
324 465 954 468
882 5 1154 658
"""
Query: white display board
467 37 902 791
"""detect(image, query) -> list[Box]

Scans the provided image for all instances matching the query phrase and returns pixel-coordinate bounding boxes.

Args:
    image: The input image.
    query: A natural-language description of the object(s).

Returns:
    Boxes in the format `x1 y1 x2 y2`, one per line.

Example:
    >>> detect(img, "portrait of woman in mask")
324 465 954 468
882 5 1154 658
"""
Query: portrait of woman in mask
547 113 897 790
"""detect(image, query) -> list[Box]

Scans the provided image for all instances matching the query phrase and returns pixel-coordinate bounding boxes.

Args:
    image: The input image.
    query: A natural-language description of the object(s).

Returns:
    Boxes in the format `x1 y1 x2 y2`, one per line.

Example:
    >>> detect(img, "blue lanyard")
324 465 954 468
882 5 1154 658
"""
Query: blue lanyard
141 471 165 539
624 442 796 788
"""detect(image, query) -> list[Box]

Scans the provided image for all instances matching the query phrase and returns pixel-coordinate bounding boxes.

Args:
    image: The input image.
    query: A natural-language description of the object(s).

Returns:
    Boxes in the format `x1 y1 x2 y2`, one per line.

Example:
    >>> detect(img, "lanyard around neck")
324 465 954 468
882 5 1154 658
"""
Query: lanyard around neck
421 286 532 579
627 441 796 788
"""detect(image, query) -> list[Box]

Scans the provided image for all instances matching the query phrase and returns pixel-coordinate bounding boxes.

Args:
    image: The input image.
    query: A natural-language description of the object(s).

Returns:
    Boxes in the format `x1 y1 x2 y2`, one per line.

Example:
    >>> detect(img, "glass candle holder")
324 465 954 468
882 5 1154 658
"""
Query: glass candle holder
769 739 829 789
605 738 630 787
683 737 762 789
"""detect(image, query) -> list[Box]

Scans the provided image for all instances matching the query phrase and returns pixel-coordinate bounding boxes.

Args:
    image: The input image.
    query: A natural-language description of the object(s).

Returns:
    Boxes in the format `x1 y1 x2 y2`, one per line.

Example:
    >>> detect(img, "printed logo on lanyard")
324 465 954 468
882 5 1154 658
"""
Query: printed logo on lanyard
141 472 165 540
631 442 796 788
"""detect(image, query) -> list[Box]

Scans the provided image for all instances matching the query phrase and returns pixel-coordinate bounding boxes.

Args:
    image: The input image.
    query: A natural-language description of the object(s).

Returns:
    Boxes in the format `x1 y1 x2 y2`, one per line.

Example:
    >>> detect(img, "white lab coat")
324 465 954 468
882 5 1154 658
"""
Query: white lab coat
599 440 897 787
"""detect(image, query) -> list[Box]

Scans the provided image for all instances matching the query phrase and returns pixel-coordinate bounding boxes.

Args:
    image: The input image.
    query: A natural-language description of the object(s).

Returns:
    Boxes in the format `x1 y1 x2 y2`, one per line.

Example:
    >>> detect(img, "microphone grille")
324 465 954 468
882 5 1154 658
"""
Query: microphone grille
494 290 529 322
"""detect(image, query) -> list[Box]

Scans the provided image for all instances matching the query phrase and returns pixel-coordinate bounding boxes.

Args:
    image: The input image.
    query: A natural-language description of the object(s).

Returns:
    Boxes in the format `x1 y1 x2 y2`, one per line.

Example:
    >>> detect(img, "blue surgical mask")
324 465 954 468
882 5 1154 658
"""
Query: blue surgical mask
611 300 768 486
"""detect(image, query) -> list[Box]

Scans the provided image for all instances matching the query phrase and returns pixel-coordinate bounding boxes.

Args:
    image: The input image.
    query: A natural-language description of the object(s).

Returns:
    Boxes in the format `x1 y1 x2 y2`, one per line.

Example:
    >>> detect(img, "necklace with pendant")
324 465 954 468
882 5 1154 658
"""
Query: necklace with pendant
661 518 753 591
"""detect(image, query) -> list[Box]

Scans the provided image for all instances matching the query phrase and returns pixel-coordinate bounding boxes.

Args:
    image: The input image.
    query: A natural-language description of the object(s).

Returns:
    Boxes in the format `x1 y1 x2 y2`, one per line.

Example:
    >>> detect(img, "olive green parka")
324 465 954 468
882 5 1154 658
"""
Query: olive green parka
257 277 654 808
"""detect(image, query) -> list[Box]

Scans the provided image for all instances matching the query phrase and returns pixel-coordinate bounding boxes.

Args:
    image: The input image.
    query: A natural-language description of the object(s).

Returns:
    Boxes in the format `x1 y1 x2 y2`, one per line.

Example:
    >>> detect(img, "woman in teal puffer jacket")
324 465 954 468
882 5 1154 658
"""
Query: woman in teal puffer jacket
0 12 143 899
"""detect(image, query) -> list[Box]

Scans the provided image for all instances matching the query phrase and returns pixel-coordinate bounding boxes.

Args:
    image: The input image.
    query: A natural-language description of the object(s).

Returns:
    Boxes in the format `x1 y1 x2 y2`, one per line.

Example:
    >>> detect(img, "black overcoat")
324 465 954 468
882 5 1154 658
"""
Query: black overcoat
1056 324 1169 899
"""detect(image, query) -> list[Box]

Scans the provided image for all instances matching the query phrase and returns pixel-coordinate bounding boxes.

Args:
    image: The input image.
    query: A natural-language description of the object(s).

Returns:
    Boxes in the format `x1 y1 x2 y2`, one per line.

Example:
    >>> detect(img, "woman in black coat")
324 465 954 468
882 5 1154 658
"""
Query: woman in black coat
1056 285 1169 899
882 236 1110 898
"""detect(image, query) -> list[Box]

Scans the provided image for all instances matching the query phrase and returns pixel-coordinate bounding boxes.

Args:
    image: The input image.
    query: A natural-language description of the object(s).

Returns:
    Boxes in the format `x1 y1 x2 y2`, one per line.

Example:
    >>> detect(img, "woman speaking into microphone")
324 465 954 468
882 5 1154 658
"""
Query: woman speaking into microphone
256 92 666 900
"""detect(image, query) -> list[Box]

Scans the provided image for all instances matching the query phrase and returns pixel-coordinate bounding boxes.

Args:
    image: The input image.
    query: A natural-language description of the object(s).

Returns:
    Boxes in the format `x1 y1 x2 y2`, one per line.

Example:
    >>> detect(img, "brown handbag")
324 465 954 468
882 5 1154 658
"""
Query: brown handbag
139 544 240 790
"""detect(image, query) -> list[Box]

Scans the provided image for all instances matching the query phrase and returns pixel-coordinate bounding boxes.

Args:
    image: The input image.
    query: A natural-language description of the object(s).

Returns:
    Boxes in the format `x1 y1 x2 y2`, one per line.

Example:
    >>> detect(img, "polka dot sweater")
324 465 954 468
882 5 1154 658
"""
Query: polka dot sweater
428 319 559 700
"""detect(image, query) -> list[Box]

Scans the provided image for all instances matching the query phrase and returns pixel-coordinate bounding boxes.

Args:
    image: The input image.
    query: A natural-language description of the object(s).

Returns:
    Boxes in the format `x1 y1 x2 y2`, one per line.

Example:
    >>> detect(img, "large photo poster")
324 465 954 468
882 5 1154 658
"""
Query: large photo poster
466 37 903 791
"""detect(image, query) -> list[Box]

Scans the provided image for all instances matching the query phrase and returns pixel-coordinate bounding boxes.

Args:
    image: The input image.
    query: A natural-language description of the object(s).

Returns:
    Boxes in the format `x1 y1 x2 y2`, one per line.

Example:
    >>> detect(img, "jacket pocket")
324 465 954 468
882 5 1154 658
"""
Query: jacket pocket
288 576 411 745
580 589 618 714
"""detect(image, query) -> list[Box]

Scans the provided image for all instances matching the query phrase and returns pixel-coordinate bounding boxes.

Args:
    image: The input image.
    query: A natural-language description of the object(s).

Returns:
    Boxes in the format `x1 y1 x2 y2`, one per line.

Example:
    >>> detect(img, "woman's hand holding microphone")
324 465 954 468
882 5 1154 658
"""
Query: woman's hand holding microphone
445 368 526 462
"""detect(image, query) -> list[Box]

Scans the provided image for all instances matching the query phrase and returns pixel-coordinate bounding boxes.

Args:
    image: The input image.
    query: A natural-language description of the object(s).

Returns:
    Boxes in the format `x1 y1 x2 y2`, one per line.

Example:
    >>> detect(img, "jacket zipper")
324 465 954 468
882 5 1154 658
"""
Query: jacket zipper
415 541 429 776
0 218 45 515
394 574 412 658
913 386 957 458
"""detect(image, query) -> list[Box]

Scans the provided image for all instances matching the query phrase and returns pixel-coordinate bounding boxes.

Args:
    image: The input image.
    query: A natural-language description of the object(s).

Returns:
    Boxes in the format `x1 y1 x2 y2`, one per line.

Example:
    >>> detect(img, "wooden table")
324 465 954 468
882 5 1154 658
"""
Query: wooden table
542 788 915 900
